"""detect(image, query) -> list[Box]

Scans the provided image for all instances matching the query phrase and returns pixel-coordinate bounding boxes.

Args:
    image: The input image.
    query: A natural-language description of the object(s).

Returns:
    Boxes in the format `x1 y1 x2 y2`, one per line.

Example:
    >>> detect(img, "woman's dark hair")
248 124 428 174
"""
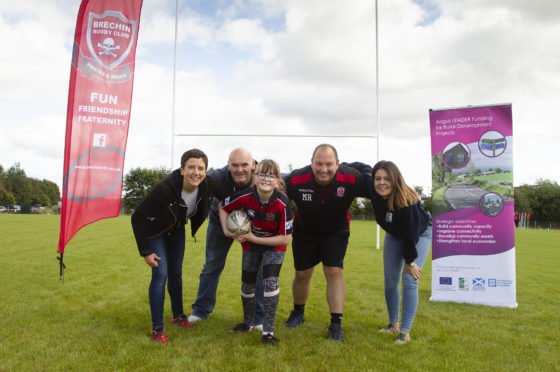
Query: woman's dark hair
371 160 418 211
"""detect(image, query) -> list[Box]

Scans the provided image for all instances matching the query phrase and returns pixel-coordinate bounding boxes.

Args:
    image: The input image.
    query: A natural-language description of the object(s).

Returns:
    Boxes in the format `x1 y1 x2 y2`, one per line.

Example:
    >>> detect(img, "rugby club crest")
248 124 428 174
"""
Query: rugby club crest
336 187 345 197
86 10 137 70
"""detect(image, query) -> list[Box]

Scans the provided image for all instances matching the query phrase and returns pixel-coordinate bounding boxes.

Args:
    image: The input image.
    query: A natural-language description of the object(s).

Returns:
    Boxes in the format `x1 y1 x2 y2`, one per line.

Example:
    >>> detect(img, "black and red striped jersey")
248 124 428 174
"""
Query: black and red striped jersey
286 164 367 236
222 186 293 251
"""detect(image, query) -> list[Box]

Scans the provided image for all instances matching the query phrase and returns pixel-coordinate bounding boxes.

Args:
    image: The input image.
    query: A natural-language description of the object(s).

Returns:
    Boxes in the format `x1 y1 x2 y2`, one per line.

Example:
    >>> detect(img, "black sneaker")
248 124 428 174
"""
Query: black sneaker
284 310 305 327
229 323 254 333
327 324 343 343
262 333 279 346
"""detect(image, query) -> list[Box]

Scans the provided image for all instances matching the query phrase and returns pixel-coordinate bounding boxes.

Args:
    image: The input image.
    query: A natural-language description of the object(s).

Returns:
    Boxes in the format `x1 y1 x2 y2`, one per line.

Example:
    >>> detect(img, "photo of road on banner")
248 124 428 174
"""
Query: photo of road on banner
431 139 513 217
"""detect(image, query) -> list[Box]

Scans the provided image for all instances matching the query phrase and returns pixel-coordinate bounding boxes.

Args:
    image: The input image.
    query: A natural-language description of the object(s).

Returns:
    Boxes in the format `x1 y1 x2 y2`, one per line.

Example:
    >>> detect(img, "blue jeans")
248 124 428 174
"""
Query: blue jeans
191 216 264 324
383 226 432 332
148 226 185 330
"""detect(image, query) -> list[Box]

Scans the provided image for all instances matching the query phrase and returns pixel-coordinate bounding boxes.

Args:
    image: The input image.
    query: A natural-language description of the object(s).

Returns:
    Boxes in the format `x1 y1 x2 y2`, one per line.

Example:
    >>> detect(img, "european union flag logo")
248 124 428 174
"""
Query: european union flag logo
439 277 452 285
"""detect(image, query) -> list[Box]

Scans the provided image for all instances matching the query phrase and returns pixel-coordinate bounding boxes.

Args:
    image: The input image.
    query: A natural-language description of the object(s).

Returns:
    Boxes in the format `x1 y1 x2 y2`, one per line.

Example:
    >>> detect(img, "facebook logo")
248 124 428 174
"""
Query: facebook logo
93 133 107 147
439 277 452 285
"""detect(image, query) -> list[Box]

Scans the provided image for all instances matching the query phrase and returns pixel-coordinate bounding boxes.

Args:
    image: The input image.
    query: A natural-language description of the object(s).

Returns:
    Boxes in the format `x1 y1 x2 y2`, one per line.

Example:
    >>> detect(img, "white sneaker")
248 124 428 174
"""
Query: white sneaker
188 314 203 323
254 324 263 331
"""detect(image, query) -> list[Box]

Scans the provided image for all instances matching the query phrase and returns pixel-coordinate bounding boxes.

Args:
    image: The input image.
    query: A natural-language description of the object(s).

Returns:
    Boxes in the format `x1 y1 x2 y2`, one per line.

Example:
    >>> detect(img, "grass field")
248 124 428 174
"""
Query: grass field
470 172 512 183
1 215 558 371
431 186 448 216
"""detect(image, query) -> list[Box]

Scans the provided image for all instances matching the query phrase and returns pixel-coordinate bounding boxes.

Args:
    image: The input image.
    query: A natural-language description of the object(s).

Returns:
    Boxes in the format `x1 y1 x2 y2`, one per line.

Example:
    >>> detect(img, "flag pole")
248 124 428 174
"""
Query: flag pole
171 0 179 168
375 0 381 249
375 0 380 250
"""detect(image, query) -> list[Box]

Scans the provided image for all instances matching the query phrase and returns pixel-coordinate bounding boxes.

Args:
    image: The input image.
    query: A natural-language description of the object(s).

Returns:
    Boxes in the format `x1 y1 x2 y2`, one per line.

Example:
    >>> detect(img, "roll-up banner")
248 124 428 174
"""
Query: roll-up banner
58 0 143 262
429 104 517 308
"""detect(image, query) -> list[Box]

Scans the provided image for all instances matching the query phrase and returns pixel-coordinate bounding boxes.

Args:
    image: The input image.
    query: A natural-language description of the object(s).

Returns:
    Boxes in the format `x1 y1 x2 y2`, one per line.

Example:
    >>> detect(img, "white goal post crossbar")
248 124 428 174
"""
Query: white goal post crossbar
170 0 381 249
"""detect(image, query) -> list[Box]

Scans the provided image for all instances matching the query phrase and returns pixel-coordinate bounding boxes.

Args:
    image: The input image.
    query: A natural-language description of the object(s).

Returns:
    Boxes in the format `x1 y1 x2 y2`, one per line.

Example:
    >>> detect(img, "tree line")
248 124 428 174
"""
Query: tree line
125 167 560 228
123 166 172 212
122 167 434 220
514 179 560 228
0 163 445 220
0 163 60 206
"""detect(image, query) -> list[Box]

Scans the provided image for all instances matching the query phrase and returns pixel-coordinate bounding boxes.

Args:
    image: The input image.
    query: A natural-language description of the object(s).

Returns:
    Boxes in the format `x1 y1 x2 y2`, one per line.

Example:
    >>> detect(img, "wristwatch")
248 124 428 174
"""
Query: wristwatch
408 262 417 267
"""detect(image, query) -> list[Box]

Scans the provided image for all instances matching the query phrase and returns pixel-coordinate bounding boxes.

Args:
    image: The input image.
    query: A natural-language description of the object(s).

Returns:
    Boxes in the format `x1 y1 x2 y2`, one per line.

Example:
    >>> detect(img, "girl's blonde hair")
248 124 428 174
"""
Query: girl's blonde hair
371 160 418 211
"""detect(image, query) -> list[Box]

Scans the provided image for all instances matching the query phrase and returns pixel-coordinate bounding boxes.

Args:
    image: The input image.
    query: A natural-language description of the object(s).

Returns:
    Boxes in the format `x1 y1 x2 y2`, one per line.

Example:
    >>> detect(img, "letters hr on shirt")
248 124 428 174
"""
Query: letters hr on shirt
299 188 314 202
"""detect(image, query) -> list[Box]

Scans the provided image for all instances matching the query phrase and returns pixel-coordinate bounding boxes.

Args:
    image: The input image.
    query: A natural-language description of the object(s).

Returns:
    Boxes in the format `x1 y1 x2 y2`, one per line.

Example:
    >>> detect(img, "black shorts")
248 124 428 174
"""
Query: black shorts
292 229 350 270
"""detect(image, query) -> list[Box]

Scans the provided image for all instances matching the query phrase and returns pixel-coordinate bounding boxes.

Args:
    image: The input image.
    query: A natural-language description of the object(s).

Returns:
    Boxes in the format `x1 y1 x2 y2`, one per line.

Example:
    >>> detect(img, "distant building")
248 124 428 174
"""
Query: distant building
444 143 469 168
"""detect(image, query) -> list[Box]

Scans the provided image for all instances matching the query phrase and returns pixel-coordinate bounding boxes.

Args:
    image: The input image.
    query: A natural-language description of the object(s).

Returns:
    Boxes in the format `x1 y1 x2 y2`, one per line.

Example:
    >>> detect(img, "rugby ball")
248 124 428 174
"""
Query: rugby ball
226 209 251 234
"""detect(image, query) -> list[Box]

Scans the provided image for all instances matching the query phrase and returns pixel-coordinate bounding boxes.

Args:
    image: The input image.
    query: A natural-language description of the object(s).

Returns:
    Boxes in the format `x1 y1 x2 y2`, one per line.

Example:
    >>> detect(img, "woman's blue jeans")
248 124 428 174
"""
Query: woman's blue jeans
148 226 185 330
383 227 431 332
191 217 264 324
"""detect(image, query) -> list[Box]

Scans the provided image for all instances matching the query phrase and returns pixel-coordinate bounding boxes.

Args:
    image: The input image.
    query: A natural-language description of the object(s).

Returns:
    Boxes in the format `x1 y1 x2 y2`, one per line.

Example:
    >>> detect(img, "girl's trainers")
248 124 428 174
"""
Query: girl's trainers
229 323 254 333
171 314 194 328
394 332 410 345
150 328 170 344
262 333 279 346
378 323 399 334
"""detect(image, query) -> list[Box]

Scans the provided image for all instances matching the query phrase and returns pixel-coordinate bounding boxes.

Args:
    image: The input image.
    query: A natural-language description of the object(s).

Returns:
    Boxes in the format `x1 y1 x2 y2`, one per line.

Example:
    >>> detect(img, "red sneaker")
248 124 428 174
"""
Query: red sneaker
171 314 194 329
150 329 169 344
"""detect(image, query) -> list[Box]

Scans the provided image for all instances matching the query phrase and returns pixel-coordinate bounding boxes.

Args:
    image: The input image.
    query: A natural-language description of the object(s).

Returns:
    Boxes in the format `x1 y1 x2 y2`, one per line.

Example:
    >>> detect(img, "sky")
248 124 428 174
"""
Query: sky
1 0 559 194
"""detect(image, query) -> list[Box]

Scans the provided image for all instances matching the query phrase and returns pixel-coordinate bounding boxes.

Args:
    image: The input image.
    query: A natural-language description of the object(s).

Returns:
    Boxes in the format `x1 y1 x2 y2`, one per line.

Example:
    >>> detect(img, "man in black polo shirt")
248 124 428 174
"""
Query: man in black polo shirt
284 144 367 342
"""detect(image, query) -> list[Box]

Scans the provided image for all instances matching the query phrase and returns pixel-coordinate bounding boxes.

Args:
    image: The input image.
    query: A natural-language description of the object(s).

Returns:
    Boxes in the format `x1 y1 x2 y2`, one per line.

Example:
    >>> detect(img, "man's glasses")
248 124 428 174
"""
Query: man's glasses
256 173 278 181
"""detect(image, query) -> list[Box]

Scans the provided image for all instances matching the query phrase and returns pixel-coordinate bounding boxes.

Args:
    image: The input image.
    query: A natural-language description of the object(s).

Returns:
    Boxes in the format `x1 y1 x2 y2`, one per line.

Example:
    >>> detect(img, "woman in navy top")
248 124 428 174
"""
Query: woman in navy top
369 161 431 345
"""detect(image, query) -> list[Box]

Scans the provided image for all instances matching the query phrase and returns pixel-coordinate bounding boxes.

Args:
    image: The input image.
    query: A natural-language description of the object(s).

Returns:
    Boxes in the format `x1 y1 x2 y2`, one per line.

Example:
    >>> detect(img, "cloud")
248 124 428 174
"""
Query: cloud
126 62 173 169
1 113 66 183
1 0 558 193
218 18 277 60
209 0 378 136
0 3 74 99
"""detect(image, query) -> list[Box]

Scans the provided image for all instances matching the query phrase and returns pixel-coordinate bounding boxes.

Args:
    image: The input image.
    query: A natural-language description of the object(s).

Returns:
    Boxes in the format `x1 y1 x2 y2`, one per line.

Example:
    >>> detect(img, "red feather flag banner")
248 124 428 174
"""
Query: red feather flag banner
58 0 143 279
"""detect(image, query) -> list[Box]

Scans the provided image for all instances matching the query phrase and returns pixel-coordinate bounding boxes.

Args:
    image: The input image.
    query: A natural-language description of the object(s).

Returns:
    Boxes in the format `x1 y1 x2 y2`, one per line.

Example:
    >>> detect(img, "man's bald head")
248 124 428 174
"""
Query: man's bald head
229 148 252 162
228 147 255 186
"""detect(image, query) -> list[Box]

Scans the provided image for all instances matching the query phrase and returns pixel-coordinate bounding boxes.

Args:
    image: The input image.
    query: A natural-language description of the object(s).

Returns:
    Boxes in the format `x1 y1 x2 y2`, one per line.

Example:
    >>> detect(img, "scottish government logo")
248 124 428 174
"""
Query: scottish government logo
472 278 485 291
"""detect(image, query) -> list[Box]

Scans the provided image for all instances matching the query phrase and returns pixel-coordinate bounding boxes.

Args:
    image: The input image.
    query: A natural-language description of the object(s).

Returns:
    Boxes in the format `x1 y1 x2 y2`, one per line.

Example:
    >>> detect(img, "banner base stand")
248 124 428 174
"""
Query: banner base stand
57 253 66 283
